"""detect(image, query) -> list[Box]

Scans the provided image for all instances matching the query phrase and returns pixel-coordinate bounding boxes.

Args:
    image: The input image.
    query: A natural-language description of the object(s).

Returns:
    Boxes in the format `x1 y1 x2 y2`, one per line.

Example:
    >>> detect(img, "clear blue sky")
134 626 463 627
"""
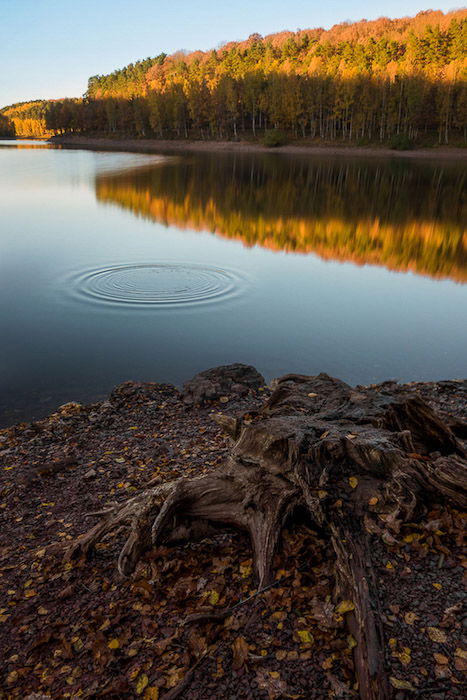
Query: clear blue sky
0 1 461 107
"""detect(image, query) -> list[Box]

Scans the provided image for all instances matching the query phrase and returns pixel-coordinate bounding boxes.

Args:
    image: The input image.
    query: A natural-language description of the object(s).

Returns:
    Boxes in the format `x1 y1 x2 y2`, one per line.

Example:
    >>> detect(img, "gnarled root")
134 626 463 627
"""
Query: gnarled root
67 372 466 698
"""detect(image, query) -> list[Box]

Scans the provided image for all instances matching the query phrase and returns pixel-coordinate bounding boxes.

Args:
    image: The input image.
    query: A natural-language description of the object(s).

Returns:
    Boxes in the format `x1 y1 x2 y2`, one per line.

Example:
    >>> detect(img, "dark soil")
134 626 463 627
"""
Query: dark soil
0 374 466 699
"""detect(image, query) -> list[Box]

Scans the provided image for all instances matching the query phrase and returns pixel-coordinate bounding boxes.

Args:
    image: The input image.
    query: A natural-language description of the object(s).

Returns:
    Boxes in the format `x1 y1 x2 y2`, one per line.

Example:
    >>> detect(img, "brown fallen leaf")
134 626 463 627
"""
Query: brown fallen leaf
433 653 449 665
255 669 287 699
231 636 249 669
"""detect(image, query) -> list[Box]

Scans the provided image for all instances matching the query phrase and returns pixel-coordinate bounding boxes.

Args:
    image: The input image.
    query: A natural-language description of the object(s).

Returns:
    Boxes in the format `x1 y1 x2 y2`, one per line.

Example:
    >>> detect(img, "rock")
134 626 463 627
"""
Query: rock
109 380 163 407
84 468 97 480
182 364 265 405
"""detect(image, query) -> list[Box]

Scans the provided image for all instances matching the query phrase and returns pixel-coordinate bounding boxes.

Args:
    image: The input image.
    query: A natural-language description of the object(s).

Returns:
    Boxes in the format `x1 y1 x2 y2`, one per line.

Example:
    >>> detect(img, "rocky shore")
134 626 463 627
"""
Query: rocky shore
0 366 466 699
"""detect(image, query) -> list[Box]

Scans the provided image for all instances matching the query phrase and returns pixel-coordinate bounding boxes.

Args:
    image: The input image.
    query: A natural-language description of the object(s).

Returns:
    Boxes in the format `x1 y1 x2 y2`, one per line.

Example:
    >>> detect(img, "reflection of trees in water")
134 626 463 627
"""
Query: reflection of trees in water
95 155 466 282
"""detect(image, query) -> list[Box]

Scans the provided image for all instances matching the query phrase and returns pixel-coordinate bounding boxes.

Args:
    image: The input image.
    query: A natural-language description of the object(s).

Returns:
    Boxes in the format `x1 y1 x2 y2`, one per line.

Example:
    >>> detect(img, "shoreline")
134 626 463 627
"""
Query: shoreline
49 134 467 160
0 367 466 697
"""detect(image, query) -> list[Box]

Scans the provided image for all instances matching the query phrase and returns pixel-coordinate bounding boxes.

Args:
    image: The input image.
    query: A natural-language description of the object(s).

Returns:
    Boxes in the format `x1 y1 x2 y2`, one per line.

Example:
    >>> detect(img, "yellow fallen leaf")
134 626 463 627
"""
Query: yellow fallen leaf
432 583 442 590
7 670 18 684
144 688 159 700
319 430 329 439
318 490 328 499
369 496 378 505
455 648 467 659
239 560 252 577
136 673 149 695
24 590 37 598
348 476 358 488
129 666 141 681
347 634 357 650
269 671 280 679
336 600 355 614
390 677 415 690
404 612 418 625
321 655 335 670
208 590 219 605
71 637 83 651
108 638 120 650
385 561 394 569
115 457 125 463
426 627 447 643
403 533 420 544
297 630 314 643
38 607 48 615
398 648 411 666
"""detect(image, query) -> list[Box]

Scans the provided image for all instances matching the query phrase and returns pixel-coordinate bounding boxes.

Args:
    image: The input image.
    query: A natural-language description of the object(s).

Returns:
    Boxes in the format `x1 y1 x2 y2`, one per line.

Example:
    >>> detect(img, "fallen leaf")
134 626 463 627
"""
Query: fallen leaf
389 677 415 690
144 688 159 700
232 636 249 669
404 612 418 625
335 600 355 614
348 476 358 488
297 630 314 644
321 655 335 670
7 670 18 685
433 653 449 665
136 673 149 695
426 627 447 643
207 590 219 605
108 638 120 650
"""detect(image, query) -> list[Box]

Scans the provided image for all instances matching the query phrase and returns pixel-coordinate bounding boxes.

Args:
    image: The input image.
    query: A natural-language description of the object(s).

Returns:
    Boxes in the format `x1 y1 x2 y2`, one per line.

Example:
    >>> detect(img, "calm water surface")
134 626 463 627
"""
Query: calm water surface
0 140 466 425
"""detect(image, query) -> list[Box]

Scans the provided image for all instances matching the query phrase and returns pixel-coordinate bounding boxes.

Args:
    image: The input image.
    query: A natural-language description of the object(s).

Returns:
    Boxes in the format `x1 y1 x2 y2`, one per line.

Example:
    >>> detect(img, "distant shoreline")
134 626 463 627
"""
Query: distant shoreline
49 135 467 160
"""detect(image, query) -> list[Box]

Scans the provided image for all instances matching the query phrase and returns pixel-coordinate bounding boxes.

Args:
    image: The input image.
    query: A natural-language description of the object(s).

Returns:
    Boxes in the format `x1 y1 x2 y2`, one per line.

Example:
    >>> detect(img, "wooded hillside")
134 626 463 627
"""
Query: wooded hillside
1 9 466 144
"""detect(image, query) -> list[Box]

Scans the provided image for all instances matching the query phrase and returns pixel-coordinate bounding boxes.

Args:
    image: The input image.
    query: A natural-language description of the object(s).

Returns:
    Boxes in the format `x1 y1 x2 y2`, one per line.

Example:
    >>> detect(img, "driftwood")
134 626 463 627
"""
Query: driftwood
68 372 467 699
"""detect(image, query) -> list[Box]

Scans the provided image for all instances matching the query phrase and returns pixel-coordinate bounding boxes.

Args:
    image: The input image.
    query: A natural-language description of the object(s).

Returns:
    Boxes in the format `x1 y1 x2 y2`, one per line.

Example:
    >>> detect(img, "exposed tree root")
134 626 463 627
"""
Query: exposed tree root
67 372 467 699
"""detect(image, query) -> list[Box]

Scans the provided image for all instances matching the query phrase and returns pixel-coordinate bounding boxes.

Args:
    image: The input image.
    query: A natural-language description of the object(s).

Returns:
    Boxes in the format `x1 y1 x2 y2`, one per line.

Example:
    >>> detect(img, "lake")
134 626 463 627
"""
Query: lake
0 139 466 426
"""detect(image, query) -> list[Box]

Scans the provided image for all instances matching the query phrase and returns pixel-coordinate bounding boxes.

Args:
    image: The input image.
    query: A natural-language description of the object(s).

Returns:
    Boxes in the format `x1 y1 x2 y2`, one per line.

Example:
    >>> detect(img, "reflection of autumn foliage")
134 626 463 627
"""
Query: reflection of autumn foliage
95 156 466 282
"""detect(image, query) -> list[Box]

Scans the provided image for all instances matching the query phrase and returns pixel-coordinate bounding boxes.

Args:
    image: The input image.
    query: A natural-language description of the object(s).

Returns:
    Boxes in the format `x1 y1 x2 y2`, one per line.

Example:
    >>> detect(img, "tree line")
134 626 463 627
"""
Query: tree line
1 10 466 144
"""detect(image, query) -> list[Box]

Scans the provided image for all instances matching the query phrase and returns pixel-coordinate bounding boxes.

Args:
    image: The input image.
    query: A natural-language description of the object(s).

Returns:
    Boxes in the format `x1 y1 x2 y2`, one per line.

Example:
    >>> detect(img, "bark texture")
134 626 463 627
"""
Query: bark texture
68 372 467 699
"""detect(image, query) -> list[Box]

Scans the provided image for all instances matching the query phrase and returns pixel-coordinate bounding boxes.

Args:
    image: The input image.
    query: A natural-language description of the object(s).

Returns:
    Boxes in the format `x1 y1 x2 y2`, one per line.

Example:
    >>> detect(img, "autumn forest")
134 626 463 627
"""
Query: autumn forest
1 9 466 145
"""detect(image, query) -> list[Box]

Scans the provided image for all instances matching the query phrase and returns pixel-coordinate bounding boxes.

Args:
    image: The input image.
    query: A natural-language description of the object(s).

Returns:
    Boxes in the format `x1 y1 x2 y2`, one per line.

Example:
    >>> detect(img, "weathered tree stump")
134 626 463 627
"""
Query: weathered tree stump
68 373 467 699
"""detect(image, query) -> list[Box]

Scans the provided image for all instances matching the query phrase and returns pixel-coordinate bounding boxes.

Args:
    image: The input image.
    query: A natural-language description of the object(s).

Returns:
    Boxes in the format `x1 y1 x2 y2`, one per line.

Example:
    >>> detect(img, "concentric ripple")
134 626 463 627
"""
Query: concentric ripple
67 263 246 308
